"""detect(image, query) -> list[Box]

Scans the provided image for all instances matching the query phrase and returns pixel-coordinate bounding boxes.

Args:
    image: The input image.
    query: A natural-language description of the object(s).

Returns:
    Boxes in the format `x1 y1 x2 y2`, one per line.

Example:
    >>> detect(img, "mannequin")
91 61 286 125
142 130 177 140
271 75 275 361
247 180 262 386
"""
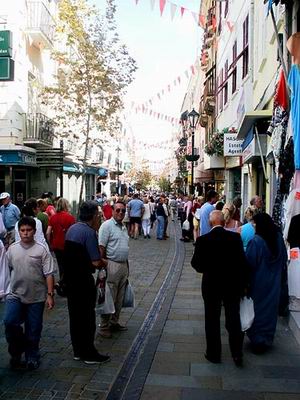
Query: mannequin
287 33 300 64
287 34 300 169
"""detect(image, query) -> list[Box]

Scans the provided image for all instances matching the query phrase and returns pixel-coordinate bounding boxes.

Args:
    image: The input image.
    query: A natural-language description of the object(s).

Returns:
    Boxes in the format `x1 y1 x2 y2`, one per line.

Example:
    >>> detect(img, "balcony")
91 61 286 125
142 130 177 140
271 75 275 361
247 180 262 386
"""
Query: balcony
64 139 77 156
25 1 55 49
23 113 54 148
202 66 216 116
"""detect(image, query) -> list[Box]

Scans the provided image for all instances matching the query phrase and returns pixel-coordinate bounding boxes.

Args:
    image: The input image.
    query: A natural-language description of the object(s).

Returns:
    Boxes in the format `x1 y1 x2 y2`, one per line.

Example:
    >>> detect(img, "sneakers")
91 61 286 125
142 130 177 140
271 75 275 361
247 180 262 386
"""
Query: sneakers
84 353 111 365
147 234 151 239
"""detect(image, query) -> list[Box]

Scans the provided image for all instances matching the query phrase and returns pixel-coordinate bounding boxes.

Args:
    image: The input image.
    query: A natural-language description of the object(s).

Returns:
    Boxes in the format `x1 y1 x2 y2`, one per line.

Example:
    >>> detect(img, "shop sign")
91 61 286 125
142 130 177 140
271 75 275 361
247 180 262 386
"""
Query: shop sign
224 134 243 156
0 58 14 80
242 139 255 163
0 31 12 57
0 151 36 166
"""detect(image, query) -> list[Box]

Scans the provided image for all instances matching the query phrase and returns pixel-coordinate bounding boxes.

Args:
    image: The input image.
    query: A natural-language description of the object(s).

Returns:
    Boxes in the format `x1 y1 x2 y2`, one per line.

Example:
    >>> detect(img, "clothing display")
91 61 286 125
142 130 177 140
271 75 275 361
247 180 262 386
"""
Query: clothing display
288 65 300 169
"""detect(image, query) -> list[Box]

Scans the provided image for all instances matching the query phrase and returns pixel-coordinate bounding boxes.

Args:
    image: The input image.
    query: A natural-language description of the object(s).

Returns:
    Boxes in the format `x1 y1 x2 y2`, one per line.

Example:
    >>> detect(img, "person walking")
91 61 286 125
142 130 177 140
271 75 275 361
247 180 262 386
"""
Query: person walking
46 198 75 289
192 196 204 244
4 217 55 370
169 195 178 221
36 199 49 236
222 202 241 232
238 206 258 251
98 201 129 338
63 201 110 364
141 197 151 238
246 213 287 353
198 190 219 236
191 210 248 366
156 198 167 240
0 192 20 247
127 194 144 239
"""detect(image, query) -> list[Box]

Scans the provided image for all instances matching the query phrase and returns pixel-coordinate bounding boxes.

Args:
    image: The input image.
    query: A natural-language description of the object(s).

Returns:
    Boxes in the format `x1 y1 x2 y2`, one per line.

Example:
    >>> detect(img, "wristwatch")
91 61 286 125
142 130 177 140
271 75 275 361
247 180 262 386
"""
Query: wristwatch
47 292 55 297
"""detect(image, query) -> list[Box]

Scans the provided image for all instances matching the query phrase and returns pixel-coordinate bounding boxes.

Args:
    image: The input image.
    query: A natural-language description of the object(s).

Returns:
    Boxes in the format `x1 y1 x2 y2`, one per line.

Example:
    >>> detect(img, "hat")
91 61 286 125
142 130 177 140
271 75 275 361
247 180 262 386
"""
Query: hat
0 192 10 200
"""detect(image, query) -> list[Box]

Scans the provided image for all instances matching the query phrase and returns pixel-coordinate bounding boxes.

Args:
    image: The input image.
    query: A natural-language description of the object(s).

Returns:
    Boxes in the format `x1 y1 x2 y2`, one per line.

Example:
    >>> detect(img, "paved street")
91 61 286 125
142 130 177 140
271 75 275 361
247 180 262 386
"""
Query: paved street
1 223 300 399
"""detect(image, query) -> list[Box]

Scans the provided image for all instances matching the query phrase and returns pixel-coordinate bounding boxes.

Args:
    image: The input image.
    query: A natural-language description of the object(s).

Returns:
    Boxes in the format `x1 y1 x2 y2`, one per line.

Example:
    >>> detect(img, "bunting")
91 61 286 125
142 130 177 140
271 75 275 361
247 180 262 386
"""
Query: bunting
133 105 180 126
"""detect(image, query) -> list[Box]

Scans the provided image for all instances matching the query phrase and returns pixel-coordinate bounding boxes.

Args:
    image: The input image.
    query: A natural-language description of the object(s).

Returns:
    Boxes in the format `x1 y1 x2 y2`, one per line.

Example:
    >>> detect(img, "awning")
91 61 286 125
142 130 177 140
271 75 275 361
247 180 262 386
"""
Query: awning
98 167 108 178
85 166 99 175
63 163 84 173
237 110 272 139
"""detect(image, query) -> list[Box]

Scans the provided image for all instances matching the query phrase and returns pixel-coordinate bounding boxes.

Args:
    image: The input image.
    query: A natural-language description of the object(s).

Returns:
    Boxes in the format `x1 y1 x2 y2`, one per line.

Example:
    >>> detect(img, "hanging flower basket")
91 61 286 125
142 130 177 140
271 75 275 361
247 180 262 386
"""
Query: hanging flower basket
204 127 236 157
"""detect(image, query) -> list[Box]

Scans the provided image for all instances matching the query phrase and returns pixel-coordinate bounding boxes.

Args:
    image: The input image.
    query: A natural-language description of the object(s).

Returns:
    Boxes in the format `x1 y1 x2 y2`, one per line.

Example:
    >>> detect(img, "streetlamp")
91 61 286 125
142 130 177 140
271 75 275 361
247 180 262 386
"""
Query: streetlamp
187 108 200 195
116 146 121 195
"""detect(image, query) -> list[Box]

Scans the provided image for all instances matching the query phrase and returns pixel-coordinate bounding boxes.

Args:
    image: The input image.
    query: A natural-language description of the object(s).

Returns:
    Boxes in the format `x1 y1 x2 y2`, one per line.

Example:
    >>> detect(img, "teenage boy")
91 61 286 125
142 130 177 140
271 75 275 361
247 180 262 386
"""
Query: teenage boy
4 216 55 370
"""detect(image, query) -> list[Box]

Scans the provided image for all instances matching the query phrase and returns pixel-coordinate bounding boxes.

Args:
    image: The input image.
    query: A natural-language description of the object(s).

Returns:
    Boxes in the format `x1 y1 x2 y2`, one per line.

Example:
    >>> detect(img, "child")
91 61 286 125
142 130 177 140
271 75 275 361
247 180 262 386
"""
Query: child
4 216 55 370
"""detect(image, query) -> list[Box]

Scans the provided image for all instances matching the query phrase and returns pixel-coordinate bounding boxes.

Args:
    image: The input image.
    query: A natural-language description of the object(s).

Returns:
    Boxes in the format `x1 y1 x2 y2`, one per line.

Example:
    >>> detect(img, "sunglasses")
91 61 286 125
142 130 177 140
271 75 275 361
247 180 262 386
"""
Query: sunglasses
115 208 126 214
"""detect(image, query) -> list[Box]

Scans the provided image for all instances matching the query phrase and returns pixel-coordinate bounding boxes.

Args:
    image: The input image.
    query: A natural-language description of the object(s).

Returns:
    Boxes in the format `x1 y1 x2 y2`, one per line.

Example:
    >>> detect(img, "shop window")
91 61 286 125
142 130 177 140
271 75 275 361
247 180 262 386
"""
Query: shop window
224 60 228 106
242 15 249 79
232 41 237 94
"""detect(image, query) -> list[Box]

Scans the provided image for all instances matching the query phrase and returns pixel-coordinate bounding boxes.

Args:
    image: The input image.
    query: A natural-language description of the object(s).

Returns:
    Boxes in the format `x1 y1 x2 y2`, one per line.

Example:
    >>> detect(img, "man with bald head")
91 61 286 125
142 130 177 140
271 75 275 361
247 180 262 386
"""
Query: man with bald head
191 210 248 367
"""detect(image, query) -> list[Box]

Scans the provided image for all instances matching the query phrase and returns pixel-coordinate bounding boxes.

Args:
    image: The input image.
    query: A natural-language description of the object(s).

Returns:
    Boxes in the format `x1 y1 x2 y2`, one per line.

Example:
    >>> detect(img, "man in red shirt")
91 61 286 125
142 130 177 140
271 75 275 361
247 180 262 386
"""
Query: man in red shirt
102 200 113 221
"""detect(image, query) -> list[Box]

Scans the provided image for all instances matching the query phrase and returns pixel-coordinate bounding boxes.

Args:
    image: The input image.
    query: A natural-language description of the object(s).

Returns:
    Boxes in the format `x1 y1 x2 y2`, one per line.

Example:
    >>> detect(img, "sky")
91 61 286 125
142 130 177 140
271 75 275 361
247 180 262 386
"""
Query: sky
94 0 202 164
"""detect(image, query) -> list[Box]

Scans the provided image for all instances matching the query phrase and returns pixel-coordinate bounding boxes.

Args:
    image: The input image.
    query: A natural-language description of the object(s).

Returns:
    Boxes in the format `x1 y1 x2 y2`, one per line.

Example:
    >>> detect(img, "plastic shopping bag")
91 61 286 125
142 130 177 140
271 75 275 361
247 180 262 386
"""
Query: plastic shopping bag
122 280 135 308
98 282 115 314
288 248 300 299
0 241 10 299
240 297 255 332
182 219 190 231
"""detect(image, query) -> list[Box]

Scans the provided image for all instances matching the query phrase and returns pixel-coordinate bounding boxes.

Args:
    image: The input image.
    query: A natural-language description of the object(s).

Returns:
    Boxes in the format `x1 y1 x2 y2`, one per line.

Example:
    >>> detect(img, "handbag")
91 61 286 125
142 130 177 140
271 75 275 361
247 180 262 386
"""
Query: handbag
240 296 255 331
122 280 135 308
98 282 115 314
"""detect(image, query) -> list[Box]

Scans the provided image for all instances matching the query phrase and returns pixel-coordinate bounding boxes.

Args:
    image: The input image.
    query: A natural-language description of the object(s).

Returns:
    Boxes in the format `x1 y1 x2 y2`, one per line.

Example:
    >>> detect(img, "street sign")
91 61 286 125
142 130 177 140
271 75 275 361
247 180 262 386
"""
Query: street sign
0 58 14 80
224 133 243 156
0 31 12 57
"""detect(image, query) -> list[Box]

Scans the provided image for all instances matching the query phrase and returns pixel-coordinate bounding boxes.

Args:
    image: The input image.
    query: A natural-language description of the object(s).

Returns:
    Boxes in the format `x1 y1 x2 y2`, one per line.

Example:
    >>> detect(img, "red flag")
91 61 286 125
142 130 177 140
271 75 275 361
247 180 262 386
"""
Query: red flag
159 0 166 16
180 7 185 17
226 21 234 32
199 14 206 28
177 76 181 84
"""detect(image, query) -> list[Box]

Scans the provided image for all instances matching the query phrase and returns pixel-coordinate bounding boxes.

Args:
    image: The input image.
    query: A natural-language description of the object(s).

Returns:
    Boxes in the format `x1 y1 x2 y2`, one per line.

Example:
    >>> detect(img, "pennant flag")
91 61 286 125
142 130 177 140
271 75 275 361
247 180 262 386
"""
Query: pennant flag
157 93 161 99
170 3 177 21
184 70 189 79
135 0 139 4
226 21 234 32
191 65 195 75
177 76 181 84
162 89 165 95
168 84 171 92
157 113 160 119
192 12 199 25
173 79 177 86
159 0 166 16
180 7 185 17
150 0 155 11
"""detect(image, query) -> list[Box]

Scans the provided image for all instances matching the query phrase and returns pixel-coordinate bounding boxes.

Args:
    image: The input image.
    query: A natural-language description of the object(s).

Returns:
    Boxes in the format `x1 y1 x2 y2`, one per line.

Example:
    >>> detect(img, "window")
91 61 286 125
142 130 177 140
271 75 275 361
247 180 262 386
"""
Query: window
218 68 224 113
218 2 222 34
232 41 237 94
242 15 249 79
224 0 229 18
224 60 228 106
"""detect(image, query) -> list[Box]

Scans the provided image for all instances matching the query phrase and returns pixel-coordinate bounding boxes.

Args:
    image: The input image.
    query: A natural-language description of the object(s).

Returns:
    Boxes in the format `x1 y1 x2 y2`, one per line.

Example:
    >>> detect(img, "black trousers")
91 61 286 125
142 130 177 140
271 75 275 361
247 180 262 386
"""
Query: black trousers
203 293 244 360
67 285 97 358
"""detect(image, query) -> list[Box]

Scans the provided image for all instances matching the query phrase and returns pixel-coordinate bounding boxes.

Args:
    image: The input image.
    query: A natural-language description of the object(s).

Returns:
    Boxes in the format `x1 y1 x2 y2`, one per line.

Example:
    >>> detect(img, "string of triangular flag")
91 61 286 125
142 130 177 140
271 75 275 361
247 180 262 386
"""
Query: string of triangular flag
133 0 235 31
133 105 180 125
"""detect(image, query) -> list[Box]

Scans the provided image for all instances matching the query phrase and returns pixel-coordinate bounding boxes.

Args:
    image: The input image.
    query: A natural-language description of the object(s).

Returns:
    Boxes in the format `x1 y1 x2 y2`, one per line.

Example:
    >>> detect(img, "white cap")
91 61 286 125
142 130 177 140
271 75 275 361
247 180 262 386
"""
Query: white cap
0 192 10 200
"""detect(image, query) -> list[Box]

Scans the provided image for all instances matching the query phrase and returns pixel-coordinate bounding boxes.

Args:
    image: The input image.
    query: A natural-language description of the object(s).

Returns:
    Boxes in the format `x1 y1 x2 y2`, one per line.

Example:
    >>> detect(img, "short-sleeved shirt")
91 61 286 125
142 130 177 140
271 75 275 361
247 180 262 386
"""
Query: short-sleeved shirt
7 241 54 304
199 202 215 236
0 202 20 230
65 222 100 261
37 211 49 234
49 211 75 250
98 218 129 262
128 199 144 217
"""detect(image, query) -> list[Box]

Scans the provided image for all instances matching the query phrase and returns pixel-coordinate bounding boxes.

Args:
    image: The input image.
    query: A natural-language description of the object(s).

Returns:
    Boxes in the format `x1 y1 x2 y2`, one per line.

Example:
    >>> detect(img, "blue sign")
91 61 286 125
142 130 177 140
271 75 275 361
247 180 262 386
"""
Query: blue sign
0 150 36 166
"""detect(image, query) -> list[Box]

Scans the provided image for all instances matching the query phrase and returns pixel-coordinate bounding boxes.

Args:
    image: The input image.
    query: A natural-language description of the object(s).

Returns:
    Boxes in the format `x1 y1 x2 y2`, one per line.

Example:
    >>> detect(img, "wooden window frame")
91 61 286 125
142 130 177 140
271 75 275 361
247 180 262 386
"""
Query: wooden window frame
242 15 249 79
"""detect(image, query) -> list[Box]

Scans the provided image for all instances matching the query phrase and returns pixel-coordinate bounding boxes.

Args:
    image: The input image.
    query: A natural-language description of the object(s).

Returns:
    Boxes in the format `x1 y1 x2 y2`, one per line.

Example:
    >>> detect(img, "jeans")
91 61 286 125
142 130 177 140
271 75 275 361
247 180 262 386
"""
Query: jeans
4 298 45 362
156 216 165 239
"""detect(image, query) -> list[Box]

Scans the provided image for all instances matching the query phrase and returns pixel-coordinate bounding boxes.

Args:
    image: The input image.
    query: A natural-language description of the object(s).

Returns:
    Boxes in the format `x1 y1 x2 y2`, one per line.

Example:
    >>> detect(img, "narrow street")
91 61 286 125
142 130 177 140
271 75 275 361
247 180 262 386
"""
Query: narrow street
0 221 300 400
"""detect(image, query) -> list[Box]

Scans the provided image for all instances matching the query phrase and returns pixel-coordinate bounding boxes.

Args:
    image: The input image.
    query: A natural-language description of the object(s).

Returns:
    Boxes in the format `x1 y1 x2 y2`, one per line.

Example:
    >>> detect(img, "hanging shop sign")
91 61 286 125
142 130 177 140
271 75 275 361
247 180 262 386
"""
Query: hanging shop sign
0 31 12 57
224 134 243 157
0 150 36 166
0 58 14 81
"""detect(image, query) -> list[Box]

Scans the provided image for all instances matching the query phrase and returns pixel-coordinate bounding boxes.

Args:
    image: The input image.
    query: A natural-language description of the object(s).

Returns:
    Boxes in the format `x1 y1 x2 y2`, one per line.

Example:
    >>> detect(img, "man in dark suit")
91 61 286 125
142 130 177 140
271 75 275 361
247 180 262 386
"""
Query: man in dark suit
191 210 248 366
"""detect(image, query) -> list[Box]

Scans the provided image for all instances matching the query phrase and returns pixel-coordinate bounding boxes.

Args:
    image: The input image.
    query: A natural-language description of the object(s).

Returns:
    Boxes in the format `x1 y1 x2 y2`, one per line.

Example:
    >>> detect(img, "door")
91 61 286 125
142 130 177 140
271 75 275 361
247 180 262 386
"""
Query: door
13 169 27 209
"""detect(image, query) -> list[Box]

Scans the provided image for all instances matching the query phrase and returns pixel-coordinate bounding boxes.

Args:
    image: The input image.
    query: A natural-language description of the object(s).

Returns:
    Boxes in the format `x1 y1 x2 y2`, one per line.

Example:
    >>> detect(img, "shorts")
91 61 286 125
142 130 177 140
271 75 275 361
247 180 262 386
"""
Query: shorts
193 217 199 229
130 217 141 224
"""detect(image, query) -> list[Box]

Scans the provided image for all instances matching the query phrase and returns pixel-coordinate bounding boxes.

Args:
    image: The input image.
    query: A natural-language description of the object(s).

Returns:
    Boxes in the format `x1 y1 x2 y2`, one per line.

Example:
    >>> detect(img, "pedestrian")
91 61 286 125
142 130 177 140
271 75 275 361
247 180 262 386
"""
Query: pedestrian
192 196 204 244
127 193 144 239
102 199 113 221
246 213 287 354
63 201 110 364
163 197 170 239
141 197 151 238
250 195 264 213
156 198 167 240
98 201 129 338
0 192 20 247
36 199 49 236
4 216 55 370
46 198 75 291
14 198 48 249
222 202 241 232
41 192 56 218
169 195 178 221
238 206 258 251
149 196 156 229
191 210 248 366
232 196 242 223
198 190 219 236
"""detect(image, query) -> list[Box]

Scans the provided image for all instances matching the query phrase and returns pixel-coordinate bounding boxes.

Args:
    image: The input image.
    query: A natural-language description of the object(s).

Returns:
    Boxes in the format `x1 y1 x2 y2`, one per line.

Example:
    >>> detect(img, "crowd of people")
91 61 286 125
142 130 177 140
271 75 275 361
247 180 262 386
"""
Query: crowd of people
0 188 291 371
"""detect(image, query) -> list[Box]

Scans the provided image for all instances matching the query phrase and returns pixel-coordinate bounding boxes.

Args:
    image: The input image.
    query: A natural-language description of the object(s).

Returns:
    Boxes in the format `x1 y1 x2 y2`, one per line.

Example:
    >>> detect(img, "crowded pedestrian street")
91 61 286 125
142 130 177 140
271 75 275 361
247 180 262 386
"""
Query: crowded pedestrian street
1 221 300 400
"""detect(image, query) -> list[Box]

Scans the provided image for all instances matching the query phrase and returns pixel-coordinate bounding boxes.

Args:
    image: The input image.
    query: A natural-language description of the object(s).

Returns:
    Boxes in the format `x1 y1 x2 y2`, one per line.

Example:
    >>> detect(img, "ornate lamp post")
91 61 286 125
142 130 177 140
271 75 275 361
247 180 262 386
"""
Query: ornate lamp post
187 108 200 195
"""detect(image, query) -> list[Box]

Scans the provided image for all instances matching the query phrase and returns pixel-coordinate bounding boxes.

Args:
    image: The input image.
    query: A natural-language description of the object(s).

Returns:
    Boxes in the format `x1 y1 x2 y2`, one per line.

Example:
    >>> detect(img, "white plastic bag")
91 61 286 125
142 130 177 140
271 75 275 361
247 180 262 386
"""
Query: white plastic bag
122 280 135 308
97 282 115 314
288 248 300 298
240 297 255 332
0 241 10 299
182 219 190 231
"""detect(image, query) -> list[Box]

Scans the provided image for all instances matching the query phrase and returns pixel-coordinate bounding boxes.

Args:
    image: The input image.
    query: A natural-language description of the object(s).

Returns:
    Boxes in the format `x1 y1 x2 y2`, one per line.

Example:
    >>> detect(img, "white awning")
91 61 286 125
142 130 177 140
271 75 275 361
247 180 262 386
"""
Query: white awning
237 110 272 139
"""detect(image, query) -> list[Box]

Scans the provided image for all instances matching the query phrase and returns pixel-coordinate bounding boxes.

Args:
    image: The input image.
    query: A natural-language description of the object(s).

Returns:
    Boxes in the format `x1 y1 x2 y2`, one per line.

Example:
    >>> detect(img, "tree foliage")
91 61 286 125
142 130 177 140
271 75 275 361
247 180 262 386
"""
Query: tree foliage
158 176 170 192
42 0 137 206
